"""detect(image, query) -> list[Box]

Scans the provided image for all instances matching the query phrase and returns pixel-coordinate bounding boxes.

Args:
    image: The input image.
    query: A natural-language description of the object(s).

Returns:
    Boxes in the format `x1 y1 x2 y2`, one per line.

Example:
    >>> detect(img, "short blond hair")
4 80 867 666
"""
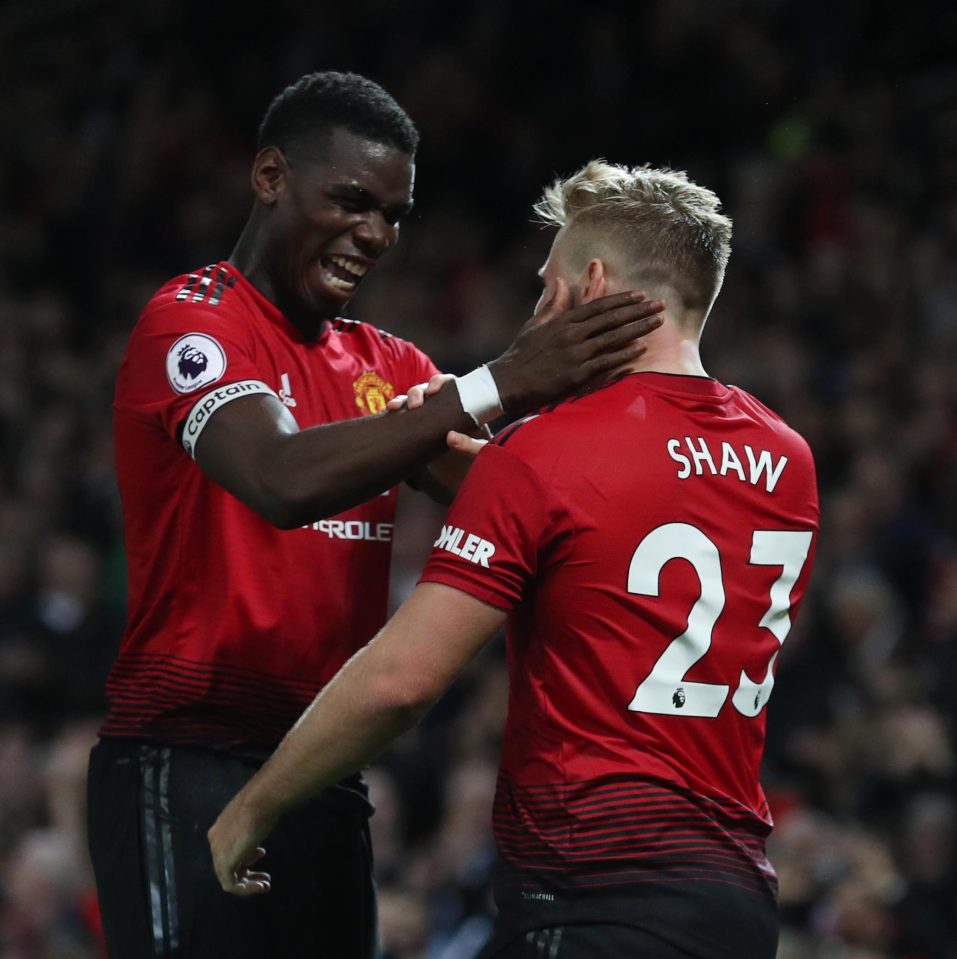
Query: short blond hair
534 160 732 312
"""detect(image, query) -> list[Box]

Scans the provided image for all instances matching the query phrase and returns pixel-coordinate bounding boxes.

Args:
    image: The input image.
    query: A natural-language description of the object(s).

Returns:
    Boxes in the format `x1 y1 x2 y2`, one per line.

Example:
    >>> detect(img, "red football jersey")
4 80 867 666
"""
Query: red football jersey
104 262 439 749
421 372 818 899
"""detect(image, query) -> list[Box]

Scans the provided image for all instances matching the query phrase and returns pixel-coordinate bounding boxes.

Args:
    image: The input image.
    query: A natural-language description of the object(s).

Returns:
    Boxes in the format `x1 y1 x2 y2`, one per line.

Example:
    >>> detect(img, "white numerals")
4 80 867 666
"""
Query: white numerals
627 524 730 717
627 525 812 719
731 530 813 716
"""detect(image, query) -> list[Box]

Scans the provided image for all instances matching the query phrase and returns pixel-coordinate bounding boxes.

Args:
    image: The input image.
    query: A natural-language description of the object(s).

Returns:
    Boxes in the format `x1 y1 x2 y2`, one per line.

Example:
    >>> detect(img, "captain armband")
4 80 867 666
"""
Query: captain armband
181 379 278 458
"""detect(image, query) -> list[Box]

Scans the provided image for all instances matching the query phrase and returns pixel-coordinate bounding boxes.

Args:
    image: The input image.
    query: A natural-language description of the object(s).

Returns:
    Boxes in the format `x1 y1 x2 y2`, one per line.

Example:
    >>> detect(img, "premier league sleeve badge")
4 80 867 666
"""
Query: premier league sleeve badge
166 333 228 393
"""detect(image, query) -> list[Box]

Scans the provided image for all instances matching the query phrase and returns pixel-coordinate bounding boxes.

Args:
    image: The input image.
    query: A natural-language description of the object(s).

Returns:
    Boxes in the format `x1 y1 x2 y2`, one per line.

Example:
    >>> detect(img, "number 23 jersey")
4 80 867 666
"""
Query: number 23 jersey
420 371 818 897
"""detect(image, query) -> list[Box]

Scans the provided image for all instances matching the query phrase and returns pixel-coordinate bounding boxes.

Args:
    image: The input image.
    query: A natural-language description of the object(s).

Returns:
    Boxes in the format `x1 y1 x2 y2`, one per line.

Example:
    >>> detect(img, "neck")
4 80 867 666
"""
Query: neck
229 214 271 295
621 319 707 378
229 214 329 342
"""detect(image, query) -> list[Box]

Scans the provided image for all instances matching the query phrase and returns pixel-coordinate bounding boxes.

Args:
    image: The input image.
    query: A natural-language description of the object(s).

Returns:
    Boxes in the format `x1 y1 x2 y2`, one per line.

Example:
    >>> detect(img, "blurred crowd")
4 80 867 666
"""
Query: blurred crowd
1 0 956 956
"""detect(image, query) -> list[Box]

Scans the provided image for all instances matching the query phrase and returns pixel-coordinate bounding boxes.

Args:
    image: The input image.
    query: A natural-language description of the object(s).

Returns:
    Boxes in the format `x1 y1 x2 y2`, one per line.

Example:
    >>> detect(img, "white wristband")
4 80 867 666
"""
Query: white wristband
455 365 503 426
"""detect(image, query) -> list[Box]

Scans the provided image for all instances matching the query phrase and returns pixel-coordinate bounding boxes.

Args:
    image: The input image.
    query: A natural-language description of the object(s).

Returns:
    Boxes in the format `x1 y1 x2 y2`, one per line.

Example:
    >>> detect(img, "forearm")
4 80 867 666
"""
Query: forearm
274 404 462 521
235 642 432 826
198 385 474 527
229 582 503 825
207 585 505 893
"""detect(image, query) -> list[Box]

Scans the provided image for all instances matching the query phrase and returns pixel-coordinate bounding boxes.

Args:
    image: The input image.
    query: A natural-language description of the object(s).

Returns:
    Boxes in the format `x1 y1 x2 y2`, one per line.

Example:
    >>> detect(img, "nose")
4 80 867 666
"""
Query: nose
353 212 398 258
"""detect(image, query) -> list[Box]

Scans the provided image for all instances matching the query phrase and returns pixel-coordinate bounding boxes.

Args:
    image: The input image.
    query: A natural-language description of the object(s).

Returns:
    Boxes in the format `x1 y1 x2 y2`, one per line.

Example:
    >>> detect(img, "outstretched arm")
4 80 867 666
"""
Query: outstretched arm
194 284 663 526
207 583 506 895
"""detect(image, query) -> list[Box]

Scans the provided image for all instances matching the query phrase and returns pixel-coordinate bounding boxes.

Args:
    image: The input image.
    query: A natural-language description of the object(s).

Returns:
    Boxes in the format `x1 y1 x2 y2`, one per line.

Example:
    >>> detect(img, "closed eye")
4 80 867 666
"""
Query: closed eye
326 186 412 226
330 193 368 214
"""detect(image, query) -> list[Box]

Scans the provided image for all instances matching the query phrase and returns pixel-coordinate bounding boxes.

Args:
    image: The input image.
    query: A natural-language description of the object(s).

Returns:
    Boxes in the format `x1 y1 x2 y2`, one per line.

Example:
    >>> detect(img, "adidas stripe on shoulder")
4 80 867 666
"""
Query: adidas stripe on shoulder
174 265 237 307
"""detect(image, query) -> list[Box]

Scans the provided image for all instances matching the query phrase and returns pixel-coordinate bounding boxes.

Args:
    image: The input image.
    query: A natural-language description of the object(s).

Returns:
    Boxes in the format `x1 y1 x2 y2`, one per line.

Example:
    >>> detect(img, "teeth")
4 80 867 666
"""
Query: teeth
330 255 368 277
324 270 356 291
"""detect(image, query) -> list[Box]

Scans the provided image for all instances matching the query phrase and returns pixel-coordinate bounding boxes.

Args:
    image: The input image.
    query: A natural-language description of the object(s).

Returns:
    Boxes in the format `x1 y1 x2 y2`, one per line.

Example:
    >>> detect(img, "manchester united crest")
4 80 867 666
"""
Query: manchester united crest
353 371 395 415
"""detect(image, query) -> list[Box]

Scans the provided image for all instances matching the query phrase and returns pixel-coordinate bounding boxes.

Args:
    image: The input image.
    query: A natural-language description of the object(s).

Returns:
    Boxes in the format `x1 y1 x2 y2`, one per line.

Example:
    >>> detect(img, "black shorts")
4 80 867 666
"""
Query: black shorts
482 861 779 959
485 923 702 958
87 738 376 959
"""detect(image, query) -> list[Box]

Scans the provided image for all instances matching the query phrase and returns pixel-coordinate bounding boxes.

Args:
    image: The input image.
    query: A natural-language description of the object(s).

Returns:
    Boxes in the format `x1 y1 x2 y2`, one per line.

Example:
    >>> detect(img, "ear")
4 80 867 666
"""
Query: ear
251 147 288 206
580 259 608 304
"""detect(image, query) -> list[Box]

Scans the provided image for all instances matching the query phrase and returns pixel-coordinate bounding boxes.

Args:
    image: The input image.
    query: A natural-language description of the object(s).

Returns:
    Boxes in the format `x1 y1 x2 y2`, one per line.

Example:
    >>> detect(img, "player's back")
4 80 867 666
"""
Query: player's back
497 372 817 816
426 371 818 957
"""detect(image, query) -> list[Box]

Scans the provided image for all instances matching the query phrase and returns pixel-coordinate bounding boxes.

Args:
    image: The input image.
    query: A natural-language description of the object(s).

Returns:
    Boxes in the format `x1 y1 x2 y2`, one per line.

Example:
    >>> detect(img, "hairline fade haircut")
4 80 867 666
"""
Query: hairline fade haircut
258 71 419 163
534 160 733 314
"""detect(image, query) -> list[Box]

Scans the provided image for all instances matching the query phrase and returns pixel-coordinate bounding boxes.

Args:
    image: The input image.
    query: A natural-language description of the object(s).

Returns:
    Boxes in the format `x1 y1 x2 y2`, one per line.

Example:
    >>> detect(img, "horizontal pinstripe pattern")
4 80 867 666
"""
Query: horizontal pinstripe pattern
493 774 777 897
101 652 321 746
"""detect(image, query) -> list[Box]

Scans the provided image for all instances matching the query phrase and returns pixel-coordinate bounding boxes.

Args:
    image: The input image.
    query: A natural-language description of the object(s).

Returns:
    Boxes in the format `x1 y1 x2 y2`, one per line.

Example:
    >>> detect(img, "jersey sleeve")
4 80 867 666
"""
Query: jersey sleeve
419 442 566 610
115 300 278 457
379 333 441 392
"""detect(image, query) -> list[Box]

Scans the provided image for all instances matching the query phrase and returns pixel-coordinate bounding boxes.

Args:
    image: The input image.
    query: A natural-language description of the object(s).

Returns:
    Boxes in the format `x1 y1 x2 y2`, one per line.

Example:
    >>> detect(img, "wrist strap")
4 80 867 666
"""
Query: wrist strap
455 365 503 426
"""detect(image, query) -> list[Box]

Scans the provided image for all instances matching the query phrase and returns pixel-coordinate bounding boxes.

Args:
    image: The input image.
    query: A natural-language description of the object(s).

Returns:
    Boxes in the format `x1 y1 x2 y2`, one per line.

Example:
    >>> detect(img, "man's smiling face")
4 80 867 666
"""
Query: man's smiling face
263 127 415 320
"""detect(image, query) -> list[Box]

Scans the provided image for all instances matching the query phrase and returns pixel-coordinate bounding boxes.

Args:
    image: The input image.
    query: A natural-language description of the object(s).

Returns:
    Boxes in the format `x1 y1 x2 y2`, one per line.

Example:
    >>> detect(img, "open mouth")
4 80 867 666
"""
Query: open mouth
318 254 370 294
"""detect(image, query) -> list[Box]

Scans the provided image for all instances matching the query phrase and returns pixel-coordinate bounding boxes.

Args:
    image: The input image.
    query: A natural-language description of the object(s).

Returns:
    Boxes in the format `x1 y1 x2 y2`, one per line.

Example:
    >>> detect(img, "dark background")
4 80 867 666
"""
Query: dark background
1 1 956 956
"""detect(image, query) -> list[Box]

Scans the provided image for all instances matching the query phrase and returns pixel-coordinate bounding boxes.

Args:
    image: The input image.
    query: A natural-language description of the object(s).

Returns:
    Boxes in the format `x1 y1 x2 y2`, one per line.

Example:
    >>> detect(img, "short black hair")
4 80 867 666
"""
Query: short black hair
257 71 419 159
